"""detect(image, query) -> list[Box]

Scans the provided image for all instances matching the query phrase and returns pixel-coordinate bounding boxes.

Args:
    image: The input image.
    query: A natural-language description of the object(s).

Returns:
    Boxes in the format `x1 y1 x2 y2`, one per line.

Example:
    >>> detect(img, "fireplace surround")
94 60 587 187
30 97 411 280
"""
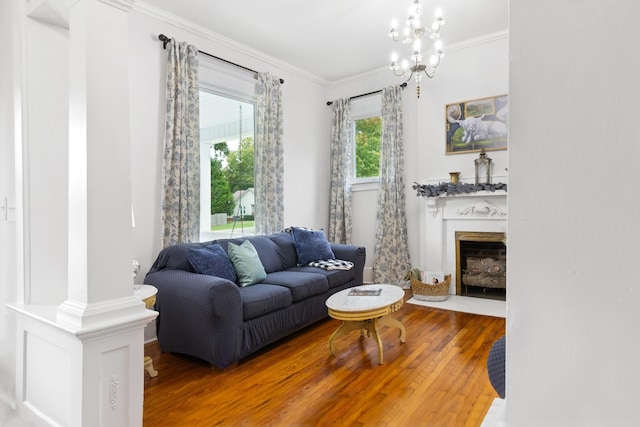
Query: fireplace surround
420 184 507 299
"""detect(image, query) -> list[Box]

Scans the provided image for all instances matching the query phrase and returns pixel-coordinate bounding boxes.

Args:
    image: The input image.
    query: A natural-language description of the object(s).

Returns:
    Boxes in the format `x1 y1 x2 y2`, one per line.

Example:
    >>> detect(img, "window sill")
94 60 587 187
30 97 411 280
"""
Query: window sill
352 180 379 192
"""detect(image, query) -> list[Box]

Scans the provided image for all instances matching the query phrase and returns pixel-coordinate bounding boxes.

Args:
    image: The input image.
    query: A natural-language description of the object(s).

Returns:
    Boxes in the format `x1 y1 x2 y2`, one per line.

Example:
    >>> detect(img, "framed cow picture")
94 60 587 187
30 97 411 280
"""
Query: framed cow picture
445 94 508 154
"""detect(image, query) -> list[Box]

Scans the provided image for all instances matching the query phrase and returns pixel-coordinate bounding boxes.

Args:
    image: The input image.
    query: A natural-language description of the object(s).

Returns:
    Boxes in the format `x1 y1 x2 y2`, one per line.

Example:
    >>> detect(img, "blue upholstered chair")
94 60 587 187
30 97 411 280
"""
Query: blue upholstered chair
487 335 506 398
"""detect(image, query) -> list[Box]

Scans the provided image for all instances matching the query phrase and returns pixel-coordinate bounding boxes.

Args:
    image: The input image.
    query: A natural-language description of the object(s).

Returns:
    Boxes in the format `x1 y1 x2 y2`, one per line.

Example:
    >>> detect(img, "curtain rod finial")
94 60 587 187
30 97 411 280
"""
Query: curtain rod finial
158 34 171 49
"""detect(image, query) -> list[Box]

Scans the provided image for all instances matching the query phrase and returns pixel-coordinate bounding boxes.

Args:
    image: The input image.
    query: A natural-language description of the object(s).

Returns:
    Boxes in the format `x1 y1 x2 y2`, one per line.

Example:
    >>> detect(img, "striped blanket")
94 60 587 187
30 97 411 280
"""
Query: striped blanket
308 259 354 271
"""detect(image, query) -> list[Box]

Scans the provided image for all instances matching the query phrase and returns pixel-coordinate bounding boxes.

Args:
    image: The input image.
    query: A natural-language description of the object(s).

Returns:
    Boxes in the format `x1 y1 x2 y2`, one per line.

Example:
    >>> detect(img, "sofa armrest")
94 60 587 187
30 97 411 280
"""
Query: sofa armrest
330 244 366 286
144 270 242 368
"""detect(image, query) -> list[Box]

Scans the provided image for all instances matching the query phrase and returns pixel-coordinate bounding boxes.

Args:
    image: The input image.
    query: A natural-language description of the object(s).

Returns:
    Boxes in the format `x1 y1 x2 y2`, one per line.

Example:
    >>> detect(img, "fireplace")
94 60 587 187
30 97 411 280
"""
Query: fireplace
455 231 506 300
420 187 507 302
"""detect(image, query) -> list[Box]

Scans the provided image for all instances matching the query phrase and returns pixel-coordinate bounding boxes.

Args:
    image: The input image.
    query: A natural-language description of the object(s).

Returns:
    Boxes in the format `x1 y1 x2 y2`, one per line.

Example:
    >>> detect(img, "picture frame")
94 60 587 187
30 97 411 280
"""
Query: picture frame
445 94 508 154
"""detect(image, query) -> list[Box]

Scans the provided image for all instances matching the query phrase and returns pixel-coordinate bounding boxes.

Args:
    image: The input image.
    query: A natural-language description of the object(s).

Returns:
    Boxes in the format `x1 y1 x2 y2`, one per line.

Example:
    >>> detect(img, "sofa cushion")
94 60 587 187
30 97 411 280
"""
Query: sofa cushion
217 236 287 273
238 284 293 321
291 227 335 266
148 241 210 273
228 240 267 287
267 232 299 269
186 244 238 283
263 271 328 302
287 266 355 289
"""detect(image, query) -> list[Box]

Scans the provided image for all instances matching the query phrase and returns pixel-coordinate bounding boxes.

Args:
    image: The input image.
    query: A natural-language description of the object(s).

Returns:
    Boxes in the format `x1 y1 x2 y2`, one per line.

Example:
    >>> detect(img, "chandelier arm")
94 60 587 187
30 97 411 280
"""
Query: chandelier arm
423 68 436 79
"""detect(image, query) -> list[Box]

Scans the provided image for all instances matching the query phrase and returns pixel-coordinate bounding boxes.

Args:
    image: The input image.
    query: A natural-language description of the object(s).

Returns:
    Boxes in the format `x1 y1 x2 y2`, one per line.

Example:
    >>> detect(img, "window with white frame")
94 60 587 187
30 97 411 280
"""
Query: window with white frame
198 61 257 240
351 94 382 183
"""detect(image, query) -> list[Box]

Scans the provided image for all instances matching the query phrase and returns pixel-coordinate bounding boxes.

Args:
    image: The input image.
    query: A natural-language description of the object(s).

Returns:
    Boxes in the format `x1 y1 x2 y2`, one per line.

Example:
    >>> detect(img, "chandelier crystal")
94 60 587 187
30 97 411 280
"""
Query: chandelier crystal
388 0 445 98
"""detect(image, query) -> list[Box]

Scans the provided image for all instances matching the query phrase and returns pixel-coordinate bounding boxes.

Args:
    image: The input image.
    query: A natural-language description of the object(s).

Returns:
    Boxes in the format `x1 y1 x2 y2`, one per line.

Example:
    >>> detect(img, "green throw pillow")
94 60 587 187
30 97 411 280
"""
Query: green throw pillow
228 240 267 287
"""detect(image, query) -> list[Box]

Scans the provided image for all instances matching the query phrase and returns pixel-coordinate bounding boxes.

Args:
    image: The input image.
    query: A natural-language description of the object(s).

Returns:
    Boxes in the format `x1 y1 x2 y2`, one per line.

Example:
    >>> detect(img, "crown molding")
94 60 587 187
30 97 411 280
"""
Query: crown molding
330 30 509 89
133 1 331 87
99 0 135 12
447 29 509 53
132 2 507 89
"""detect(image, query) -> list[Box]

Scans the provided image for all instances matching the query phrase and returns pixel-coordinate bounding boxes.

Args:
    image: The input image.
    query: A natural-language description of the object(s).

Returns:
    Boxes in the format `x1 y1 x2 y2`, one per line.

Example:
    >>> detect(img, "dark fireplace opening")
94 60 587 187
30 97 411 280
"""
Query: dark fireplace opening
455 231 506 301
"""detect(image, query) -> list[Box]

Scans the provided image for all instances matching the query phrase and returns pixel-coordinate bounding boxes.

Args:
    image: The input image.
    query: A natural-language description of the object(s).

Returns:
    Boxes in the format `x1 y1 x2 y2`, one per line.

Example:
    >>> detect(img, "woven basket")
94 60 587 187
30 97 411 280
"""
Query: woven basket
411 274 452 302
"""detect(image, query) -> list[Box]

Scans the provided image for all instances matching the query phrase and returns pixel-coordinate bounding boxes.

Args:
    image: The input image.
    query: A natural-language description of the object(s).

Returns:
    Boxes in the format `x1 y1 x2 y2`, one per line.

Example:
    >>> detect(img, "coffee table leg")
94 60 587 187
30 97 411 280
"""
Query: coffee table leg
329 320 366 356
371 318 384 364
377 315 406 343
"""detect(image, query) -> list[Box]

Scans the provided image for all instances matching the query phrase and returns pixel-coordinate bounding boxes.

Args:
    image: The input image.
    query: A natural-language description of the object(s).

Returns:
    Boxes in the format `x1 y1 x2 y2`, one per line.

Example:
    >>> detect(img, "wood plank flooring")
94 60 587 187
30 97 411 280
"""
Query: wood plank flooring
143 292 505 427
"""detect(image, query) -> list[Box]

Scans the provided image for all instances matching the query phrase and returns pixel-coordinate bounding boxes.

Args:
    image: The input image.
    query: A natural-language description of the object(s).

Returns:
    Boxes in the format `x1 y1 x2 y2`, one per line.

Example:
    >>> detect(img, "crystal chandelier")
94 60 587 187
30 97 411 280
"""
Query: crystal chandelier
388 0 445 98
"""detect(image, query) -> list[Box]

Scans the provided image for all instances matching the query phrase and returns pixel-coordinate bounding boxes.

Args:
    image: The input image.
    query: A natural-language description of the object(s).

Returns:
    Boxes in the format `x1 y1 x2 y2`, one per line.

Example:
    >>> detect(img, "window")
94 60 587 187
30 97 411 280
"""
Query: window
351 95 382 183
199 89 256 239
354 116 382 179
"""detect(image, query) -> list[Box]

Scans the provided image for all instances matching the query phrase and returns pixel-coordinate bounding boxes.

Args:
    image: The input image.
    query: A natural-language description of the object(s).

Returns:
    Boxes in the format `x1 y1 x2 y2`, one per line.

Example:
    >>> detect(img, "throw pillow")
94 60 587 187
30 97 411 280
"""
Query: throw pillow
187 244 237 283
227 240 267 287
291 226 335 267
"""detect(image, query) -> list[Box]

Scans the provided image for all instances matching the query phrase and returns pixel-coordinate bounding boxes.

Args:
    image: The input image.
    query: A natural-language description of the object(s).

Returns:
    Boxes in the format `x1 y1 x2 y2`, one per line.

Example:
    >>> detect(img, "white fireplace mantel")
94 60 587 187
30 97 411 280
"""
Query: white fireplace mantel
421 191 507 293
424 190 507 218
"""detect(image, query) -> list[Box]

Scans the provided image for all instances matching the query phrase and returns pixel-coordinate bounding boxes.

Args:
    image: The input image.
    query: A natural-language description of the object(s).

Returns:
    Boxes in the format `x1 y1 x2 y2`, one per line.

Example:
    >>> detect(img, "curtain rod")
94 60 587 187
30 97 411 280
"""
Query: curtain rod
158 34 284 84
326 82 407 106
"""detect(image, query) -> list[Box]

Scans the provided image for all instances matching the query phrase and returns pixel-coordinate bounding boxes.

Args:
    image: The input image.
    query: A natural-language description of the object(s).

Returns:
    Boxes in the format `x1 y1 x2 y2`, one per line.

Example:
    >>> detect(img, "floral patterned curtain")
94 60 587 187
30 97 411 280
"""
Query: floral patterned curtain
254 72 284 235
161 40 200 248
373 86 412 284
328 98 353 244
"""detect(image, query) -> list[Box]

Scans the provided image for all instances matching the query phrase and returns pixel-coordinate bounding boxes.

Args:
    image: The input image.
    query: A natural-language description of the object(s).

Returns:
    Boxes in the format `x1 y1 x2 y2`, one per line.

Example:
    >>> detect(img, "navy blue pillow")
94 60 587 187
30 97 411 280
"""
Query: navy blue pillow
291 227 335 266
187 243 237 283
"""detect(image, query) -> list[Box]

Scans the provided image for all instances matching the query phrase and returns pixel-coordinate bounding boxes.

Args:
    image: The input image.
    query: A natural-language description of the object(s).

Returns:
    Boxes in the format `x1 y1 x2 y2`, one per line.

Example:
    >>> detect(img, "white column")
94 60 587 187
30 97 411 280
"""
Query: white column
8 1 156 426
57 0 141 327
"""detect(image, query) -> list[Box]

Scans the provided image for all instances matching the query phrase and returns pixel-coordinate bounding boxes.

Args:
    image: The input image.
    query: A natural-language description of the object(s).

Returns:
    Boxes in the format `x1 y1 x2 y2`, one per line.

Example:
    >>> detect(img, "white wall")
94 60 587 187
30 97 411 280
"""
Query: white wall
328 33 508 280
328 69 418 281
128 8 330 284
24 16 69 305
127 7 507 288
416 33 509 272
1 7 511 421
508 1 640 425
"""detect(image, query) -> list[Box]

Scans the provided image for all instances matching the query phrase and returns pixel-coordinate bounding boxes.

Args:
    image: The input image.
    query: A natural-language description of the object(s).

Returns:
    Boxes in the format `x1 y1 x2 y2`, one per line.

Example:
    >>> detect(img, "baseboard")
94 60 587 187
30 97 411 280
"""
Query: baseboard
363 267 373 283
480 398 507 426
0 389 16 410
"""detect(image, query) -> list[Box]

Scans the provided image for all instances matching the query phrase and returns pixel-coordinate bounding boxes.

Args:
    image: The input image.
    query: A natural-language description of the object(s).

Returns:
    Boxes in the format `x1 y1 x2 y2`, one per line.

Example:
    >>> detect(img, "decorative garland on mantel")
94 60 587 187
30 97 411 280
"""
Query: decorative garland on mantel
412 181 507 198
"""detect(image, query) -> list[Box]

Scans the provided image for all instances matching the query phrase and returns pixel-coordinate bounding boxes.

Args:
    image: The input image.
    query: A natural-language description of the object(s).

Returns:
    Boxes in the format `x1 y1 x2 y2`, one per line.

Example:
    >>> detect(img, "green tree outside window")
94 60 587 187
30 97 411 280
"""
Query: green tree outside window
355 117 382 178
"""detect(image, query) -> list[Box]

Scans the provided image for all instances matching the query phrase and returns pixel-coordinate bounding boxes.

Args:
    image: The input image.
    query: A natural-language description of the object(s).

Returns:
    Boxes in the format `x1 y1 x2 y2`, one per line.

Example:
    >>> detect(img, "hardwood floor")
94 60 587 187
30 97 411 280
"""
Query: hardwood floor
143 292 505 427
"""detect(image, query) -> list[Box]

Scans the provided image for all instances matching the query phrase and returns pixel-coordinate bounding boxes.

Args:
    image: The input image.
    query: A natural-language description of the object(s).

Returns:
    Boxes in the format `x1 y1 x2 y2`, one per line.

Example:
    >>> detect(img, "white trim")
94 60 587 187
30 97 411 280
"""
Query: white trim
351 180 378 192
480 398 507 426
14 0 29 305
133 1 330 86
0 389 16 411
98 0 135 12
350 97 382 185
8 302 157 341
133 2 507 89
330 30 510 88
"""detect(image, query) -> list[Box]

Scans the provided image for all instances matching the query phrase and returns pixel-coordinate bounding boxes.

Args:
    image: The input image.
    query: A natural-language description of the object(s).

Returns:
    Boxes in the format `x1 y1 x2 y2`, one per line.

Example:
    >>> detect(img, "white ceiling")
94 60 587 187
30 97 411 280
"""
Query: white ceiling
144 0 508 82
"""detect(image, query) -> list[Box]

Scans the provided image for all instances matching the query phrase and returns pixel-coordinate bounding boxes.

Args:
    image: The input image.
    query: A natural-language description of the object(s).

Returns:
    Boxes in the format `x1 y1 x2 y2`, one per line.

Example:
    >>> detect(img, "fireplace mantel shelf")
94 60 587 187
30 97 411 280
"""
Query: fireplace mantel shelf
430 190 507 199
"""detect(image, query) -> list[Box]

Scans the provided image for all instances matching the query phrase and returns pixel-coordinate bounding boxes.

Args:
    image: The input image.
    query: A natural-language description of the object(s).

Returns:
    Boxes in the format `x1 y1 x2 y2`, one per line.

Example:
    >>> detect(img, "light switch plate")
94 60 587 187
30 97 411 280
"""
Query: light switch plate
7 197 16 222
0 197 6 221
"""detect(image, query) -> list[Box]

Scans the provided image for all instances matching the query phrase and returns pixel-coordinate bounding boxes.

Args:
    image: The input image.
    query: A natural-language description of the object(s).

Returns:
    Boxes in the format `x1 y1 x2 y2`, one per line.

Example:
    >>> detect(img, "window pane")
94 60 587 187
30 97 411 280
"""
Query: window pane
200 91 255 237
355 117 382 179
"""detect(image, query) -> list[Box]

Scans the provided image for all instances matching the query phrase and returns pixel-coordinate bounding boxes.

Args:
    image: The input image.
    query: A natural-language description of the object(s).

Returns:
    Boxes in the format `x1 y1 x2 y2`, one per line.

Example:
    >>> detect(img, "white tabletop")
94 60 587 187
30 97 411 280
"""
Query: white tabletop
326 284 404 312
134 284 157 301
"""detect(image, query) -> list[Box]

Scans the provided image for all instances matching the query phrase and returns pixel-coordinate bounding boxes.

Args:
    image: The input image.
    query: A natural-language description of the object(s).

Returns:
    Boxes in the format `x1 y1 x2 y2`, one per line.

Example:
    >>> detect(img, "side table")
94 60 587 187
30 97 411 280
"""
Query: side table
134 284 158 378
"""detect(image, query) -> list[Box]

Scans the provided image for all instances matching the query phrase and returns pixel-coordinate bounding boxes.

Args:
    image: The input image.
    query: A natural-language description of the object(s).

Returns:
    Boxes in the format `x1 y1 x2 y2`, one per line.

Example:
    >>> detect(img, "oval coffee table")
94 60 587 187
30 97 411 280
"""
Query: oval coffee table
325 284 406 364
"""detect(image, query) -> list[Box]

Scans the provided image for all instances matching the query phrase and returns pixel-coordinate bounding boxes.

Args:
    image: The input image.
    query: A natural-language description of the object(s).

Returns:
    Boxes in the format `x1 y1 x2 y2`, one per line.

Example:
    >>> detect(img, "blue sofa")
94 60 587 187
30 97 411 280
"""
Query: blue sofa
144 231 366 369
